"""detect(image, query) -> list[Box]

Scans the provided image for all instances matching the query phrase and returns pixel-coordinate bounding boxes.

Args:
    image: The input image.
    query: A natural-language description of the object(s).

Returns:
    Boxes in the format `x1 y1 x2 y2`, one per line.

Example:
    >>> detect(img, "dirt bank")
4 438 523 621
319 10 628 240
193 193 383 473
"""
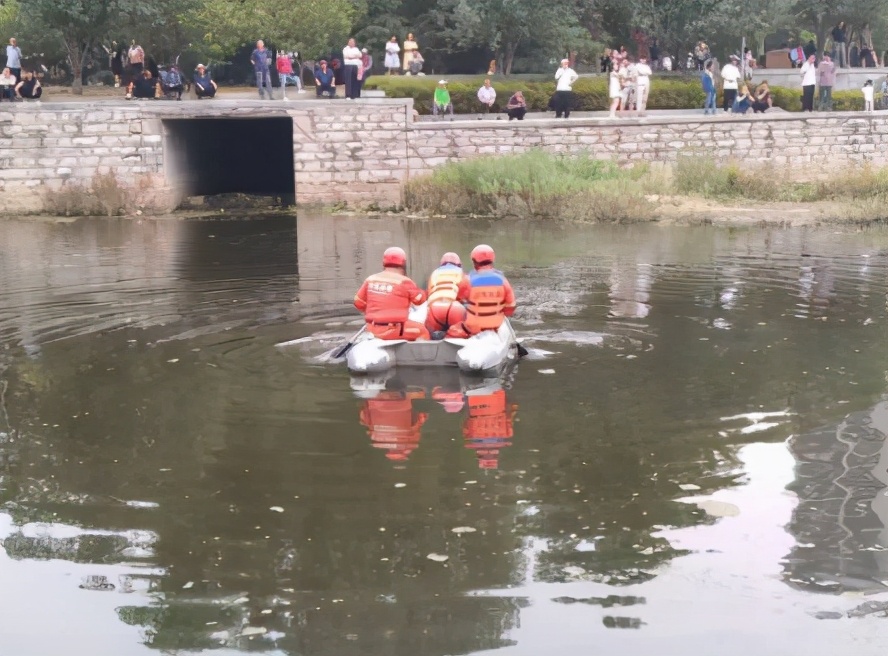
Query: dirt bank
649 195 882 228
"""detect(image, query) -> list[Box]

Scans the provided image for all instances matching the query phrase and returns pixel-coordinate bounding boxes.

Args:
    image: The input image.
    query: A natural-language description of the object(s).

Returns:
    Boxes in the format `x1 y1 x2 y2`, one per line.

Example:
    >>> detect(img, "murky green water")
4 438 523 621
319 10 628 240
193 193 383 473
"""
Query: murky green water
1 215 887 655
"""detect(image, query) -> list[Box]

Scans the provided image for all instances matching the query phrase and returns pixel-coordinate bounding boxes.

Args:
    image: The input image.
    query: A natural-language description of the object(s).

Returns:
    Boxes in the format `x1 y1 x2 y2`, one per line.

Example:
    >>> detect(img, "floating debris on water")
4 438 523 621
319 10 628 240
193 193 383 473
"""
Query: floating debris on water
451 526 477 534
427 553 449 562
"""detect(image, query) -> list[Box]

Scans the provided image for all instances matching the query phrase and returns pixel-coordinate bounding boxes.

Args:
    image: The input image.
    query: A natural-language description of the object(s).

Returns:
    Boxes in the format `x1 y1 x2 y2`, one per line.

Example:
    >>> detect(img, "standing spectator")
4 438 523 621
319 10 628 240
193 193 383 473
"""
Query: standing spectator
402 33 418 73
193 64 217 99
800 54 816 112
14 70 42 100
608 61 622 117
862 79 874 113
832 21 847 68
635 55 652 115
342 38 362 99
650 38 660 70
619 59 637 112
433 79 453 118
849 40 860 68
720 54 742 112
276 52 304 99
803 40 817 61
127 40 145 82
860 25 876 68
477 78 496 118
701 59 716 115
251 39 272 99
314 60 335 97
6 37 22 82
817 53 836 111
505 91 526 120
553 58 578 119
357 48 373 96
0 67 16 100
384 37 400 75
600 48 612 73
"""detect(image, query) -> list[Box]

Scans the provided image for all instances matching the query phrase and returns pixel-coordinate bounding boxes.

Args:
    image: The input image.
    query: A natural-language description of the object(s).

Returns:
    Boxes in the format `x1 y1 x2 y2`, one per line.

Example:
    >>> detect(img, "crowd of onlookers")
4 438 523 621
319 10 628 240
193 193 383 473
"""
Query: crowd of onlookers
1 38 42 101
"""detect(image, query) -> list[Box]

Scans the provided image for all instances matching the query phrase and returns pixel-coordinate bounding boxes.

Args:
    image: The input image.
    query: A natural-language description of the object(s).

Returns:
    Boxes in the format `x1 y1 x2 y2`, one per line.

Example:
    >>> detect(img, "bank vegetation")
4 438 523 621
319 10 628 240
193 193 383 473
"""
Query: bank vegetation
404 150 888 224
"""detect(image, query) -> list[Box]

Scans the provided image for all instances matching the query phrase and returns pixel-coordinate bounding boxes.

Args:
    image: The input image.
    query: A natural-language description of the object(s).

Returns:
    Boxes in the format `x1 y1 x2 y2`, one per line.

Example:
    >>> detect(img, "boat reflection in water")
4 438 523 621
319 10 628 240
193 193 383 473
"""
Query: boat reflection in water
351 367 518 468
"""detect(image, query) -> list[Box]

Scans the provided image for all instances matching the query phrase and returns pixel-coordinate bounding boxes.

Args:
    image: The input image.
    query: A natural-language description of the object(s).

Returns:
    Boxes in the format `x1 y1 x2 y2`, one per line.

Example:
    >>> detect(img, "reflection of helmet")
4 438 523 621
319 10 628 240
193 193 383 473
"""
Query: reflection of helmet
432 386 465 413
471 244 495 267
383 246 407 268
440 252 461 267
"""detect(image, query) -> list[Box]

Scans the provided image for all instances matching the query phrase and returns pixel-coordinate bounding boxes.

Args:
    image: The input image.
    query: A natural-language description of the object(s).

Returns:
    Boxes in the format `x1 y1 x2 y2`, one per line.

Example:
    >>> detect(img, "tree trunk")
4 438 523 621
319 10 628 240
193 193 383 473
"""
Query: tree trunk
503 43 518 76
64 38 85 95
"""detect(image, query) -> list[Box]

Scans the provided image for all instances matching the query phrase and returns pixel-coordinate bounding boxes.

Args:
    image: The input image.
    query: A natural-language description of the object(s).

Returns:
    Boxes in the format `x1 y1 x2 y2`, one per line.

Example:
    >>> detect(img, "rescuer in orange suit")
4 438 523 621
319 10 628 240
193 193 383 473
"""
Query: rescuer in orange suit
425 251 470 338
359 388 428 462
449 244 516 338
354 246 430 341
463 388 517 469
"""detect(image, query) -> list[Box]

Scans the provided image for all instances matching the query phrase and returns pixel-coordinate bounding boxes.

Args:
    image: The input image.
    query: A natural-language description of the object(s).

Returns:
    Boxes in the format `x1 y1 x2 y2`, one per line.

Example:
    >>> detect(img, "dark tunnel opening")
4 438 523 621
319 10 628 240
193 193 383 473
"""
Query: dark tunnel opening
164 118 295 206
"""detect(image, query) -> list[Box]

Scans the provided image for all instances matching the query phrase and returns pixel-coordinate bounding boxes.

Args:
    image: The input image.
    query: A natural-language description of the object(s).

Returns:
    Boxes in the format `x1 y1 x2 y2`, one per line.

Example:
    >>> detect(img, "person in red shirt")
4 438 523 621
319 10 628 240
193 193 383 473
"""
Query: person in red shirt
450 244 516 337
425 251 470 338
354 246 430 341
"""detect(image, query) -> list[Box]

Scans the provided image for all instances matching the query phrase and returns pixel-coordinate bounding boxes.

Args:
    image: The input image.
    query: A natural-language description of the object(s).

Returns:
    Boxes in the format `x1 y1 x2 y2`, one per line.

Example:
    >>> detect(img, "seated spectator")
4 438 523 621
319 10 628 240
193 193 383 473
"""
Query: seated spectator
0 67 15 101
162 66 184 100
433 79 453 118
731 85 754 114
408 51 424 76
15 70 42 100
314 60 336 97
126 68 158 99
477 78 496 118
752 81 772 113
193 64 217 99
506 90 526 120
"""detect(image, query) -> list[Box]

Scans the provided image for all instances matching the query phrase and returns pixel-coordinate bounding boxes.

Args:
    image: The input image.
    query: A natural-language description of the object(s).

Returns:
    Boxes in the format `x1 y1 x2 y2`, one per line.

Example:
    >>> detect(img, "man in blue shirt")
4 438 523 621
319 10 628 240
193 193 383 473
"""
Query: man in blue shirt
314 60 335 97
6 37 22 82
250 39 272 100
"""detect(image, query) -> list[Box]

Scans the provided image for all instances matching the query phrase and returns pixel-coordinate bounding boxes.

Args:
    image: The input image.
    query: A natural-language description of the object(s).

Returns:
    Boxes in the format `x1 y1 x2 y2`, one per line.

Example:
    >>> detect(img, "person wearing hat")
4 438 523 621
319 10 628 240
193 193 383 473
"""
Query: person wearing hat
193 64 217 99
553 58 579 119
720 54 742 112
314 59 335 97
433 79 453 118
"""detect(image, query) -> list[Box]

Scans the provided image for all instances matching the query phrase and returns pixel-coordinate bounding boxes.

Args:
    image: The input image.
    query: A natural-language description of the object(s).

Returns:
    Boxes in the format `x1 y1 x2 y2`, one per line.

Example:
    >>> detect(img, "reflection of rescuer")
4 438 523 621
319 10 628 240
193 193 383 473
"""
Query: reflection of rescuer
463 389 518 469
450 244 517 338
354 247 430 341
425 251 470 338
359 388 428 462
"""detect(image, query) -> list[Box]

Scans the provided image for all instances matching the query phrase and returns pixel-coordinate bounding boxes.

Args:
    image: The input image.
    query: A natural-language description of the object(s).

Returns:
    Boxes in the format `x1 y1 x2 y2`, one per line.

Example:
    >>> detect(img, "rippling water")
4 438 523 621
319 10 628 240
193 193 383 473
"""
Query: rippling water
1 215 887 655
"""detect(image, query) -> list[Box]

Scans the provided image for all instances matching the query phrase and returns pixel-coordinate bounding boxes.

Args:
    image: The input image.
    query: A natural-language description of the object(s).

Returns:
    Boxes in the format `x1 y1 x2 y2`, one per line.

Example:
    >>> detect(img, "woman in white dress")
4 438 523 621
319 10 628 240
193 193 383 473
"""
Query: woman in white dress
384 36 400 75
608 63 622 117
403 33 418 72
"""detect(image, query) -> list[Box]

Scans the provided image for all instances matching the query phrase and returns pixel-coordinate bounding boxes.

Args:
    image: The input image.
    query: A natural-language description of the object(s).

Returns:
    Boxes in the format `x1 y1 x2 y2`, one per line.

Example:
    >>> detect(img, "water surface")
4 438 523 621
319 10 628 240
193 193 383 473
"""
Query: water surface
1 215 887 655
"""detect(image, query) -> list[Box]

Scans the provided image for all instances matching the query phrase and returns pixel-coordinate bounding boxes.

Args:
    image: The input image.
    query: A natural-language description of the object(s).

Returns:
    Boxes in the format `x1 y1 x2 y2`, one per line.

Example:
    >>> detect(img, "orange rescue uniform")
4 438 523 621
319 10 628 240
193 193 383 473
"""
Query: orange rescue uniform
425 263 470 334
359 390 427 462
463 389 517 469
462 266 516 335
354 267 430 341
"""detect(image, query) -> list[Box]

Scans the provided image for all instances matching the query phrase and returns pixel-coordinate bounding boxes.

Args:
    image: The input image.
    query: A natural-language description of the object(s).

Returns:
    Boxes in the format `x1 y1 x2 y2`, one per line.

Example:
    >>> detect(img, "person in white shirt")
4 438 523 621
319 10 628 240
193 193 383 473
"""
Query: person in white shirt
384 36 400 75
635 56 653 115
0 66 16 101
477 78 496 118
553 58 579 119
720 54 741 111
862 79 874 113
342 38 363 99
799 54 816 111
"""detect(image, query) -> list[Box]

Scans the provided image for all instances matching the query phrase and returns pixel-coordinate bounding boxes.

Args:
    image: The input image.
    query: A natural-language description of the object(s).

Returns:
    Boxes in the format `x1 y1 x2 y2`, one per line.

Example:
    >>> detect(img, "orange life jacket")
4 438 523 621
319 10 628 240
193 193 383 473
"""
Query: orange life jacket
465 268 509 331
463 391 515 439
427 264 468 305
359 394 427 461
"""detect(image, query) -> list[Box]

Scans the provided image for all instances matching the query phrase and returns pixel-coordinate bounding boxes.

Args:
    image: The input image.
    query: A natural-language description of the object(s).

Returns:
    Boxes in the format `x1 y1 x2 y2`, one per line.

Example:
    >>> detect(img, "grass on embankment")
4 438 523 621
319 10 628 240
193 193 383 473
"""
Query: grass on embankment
405 149 888 222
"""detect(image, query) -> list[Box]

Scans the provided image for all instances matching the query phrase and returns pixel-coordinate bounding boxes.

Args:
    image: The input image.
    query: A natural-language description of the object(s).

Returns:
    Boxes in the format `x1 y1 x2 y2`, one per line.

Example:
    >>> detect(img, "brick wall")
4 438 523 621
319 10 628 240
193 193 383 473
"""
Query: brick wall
2 99 887 215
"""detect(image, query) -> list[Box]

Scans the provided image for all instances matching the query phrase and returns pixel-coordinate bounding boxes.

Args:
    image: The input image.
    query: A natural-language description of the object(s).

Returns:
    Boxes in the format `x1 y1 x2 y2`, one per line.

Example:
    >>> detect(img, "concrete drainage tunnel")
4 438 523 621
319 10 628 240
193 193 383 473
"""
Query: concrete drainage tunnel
163 118 296 206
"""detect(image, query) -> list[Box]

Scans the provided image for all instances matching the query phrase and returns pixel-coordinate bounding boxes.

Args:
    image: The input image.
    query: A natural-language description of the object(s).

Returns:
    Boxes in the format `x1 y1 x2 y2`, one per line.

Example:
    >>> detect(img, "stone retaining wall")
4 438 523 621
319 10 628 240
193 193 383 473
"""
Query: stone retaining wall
2 99 888 215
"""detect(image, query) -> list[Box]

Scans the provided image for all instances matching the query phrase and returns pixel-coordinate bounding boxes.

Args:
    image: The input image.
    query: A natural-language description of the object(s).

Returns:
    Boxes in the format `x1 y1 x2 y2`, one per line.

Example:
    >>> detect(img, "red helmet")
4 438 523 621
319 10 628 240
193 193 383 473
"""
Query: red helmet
382 246 407 268
440 252 461 267
471 244 495 266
